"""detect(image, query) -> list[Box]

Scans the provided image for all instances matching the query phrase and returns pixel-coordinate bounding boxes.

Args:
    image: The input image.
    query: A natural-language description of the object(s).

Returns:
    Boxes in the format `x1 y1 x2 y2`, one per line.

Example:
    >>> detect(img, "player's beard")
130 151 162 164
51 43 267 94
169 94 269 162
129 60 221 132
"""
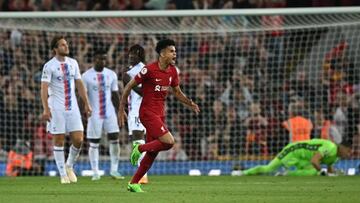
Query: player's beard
59 52 69 57
170 58 176 65
94 66 104 72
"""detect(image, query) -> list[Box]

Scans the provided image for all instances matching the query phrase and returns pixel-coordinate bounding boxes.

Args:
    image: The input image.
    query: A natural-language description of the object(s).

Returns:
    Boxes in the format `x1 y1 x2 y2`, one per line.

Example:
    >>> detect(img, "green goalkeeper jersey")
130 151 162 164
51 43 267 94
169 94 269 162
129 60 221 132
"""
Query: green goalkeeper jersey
277 139 338 166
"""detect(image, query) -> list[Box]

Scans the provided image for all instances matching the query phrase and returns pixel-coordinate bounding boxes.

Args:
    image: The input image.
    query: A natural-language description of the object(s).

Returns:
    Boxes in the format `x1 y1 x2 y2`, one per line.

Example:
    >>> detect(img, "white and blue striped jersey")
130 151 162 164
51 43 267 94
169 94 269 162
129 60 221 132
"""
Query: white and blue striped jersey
82 67 118 119
41 56 81 111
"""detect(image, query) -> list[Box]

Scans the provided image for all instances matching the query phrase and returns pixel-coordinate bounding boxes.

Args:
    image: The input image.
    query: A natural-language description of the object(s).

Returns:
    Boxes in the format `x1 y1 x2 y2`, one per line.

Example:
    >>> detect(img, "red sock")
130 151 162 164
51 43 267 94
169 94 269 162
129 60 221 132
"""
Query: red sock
131 152 158 183
139 140 173 153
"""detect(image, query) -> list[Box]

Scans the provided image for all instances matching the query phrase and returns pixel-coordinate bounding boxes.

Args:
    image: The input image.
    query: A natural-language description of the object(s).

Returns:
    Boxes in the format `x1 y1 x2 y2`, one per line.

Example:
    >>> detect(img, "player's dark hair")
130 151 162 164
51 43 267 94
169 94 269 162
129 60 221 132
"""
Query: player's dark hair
129 44 145 62
94 49 107 57
155 39 175 54
51 35 65 50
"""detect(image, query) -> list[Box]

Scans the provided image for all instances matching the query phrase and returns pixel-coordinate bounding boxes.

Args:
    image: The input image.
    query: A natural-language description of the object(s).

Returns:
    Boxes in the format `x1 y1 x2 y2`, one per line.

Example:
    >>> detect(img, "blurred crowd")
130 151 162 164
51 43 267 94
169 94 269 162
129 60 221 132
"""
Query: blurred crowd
0 0 360 11
1 26 359 164
0 2 360 168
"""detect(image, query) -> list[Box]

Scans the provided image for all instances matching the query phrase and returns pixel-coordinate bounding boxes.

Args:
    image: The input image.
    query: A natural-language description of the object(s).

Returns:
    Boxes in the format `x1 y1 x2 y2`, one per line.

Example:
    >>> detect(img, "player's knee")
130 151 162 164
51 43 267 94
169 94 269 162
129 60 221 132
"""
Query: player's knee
53 135 65 146
70 132 84 147
73 142 83 149
161 139 175 146
169 135 175 145
164 143 173 150
159 133 175 145
168 138 175 145
160 141 174 150
54 141 64 147
72 138 83 148
108 133 119 141
132 130 145 140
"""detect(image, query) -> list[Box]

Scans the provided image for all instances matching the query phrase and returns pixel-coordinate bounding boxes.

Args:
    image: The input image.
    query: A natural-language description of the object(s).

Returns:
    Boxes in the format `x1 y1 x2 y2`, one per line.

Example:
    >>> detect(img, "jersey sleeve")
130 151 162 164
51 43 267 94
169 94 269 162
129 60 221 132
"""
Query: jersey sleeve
171 67 180 87
41 64 52 83
111 72 119 91
134 67 148 84
74 60 81 80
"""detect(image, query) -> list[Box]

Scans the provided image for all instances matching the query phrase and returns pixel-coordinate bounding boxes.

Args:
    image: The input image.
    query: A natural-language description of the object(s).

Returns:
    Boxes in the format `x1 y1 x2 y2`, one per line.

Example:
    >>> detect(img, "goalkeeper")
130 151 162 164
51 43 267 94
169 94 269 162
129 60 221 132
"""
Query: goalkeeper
242 139 352 176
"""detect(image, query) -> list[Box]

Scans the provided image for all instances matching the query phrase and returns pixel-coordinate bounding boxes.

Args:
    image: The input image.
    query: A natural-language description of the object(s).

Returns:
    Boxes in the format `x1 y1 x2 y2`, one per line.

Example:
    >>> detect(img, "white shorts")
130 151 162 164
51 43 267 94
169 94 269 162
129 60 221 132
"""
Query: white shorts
47 109 84 134
86 112 119 139
127 115 145 136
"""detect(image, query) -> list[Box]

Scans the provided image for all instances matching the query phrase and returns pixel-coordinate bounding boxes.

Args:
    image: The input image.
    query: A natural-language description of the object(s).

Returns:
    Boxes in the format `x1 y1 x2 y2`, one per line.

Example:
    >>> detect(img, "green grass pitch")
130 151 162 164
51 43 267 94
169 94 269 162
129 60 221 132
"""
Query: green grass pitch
0 176 359 203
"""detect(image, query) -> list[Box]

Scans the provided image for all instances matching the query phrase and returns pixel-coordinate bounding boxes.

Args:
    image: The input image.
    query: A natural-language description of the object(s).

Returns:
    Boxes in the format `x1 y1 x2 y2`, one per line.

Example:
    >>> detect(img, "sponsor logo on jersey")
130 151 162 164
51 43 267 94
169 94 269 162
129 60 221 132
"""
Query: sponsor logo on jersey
155 85 169 92
141 68 148 75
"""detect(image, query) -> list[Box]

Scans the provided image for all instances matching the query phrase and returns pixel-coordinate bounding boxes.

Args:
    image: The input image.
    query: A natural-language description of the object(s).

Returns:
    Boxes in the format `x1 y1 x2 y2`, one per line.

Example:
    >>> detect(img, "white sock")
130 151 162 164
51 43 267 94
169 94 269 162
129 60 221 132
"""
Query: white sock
89 143 99 175
66 145 80 168
109 140 119 172
53 146 67 177
133 139 145 145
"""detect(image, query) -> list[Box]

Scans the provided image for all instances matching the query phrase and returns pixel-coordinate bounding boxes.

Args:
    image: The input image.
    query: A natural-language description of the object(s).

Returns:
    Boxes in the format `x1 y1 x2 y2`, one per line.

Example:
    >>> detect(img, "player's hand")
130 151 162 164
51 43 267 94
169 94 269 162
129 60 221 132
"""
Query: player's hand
42 109 52 122
190 101 200 115
118 107 127 128
84 104 92 118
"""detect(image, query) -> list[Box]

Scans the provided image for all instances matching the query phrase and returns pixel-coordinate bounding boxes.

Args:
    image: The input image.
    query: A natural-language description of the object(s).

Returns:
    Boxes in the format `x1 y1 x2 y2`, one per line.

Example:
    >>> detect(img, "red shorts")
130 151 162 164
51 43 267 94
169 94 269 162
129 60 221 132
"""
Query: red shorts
139 113 169 142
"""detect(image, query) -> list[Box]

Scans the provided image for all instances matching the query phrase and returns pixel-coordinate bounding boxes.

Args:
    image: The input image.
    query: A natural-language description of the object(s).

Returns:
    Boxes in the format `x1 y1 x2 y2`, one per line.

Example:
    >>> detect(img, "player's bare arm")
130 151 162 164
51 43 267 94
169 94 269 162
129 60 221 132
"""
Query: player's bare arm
75 79 92 117
123 72 142 96
311 152 323 172
119 78 138 127
172 85 200 115
40 82 51 121
111 90 120 113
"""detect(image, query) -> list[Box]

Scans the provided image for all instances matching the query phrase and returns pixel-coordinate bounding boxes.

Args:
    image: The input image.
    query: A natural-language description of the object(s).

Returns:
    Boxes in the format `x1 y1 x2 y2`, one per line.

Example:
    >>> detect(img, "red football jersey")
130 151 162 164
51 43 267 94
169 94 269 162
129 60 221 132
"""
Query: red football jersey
134 61 179 117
